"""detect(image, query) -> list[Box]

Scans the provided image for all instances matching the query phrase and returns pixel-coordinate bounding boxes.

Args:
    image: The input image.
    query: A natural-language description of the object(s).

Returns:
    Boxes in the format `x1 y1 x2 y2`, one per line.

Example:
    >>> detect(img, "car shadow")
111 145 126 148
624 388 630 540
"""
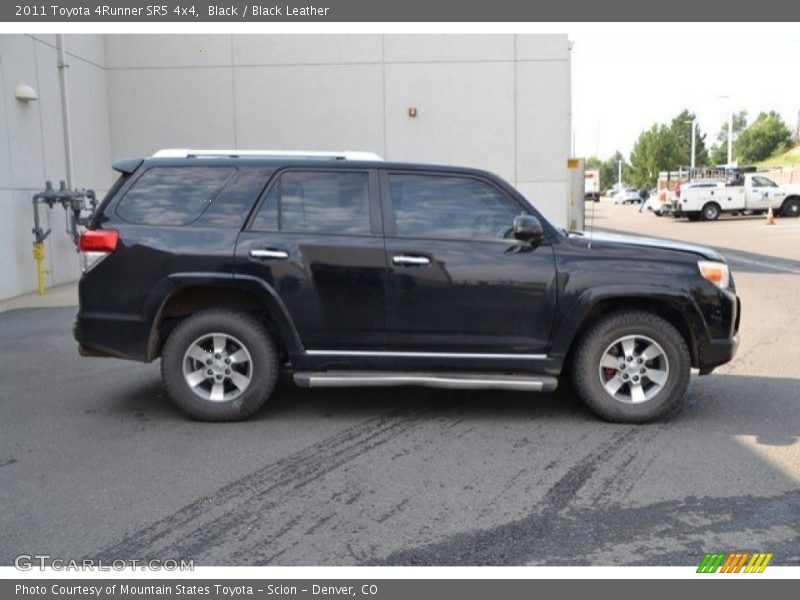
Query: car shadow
105 367 800 447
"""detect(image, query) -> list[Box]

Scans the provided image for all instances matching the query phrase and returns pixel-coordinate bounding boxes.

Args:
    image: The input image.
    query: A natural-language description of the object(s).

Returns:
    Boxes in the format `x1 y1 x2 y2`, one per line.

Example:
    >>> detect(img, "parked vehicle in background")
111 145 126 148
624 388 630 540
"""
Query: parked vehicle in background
673 172 800 221
645 187 673 216
585 169 601 202
74 149 740 424
613 187 642 204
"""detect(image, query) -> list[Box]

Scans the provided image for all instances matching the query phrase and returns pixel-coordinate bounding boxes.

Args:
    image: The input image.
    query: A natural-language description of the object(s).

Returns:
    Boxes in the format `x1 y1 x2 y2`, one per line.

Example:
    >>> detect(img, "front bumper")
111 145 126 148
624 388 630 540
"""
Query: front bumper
697 334 739 375
696 293 740 374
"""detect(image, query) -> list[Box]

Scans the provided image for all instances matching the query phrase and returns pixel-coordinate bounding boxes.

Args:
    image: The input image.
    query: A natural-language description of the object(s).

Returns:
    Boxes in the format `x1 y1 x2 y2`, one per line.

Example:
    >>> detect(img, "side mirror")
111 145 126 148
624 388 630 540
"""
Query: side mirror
513 215 544 244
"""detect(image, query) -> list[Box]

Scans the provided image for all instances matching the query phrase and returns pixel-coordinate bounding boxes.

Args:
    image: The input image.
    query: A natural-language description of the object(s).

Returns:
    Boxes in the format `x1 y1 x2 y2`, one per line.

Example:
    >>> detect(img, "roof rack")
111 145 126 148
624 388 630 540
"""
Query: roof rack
152 149 383 161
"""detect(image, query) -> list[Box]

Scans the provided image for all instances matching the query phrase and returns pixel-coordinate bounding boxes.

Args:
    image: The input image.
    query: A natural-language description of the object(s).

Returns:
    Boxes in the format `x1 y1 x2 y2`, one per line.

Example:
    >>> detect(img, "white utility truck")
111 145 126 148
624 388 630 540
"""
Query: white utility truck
584 169 601 202
671 168 800 221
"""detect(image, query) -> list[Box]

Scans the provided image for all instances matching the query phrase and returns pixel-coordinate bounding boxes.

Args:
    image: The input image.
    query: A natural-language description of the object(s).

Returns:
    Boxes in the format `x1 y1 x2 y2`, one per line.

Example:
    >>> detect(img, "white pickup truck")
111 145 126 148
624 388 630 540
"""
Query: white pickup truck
673 174 800 221
584 169 601 202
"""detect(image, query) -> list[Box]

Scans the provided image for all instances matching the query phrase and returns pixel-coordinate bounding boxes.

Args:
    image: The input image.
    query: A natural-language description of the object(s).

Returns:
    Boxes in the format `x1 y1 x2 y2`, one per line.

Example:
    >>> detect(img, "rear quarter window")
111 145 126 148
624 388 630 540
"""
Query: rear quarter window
115 166 235 226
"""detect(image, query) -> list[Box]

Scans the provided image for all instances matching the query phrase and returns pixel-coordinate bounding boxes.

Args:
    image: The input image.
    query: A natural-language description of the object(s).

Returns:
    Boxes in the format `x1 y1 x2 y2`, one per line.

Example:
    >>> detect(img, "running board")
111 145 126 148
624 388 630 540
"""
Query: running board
293 371 558 392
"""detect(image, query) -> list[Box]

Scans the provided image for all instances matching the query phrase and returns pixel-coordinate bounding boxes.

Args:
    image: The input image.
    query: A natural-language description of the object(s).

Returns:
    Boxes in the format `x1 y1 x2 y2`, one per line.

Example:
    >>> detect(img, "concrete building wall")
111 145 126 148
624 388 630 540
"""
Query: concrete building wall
0 34 113 301
1 33 571 301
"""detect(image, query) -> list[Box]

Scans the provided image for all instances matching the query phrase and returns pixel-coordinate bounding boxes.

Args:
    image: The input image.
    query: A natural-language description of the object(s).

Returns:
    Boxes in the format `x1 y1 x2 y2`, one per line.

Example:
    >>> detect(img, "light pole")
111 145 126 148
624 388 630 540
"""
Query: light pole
683 119 697 169
618 159 623 190
716 95 733 167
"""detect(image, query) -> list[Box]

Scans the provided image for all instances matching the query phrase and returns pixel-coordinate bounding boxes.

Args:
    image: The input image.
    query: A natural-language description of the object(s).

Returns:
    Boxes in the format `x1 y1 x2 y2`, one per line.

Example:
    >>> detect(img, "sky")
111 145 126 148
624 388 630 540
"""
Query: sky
569 23 800 159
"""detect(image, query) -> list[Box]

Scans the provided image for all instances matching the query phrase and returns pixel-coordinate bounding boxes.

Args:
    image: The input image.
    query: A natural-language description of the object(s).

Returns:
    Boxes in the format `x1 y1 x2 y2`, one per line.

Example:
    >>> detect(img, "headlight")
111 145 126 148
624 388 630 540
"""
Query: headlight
697 260 730 289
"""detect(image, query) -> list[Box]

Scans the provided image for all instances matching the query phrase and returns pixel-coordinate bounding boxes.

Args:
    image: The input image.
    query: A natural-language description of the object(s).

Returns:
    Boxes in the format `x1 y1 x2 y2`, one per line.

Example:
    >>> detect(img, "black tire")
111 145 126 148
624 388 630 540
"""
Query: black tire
161 309 279 421
571 311 691 423
781 197 800 218
686 213 702 222
701 202 721 221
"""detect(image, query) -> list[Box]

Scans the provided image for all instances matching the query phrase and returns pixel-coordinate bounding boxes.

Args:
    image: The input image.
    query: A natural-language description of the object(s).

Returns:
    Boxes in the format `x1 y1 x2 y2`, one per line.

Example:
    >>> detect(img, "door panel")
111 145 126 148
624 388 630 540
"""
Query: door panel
381 170 558 354
235 168 386 350
235 232 387 349
385 238 557 352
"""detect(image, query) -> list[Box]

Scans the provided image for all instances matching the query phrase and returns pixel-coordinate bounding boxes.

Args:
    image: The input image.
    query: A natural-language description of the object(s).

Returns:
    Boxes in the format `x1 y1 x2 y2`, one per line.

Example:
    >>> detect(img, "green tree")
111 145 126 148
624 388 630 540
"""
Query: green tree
669 109 709 167
628 125 683 187
710 110 748 165
734 111 793 163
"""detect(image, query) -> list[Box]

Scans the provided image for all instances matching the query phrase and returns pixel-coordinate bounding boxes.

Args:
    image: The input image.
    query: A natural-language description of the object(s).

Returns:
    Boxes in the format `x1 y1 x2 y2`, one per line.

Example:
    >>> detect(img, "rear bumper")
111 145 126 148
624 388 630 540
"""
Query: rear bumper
74 311 153 362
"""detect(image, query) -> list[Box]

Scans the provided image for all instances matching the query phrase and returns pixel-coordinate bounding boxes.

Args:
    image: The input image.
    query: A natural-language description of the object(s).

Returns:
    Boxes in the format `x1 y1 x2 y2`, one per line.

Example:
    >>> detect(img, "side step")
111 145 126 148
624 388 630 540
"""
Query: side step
293 371 558 392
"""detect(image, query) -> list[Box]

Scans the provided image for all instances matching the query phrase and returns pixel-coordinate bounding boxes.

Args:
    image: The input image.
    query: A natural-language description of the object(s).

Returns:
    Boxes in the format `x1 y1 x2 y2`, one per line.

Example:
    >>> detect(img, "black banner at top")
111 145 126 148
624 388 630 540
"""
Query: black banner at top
4 0 800 22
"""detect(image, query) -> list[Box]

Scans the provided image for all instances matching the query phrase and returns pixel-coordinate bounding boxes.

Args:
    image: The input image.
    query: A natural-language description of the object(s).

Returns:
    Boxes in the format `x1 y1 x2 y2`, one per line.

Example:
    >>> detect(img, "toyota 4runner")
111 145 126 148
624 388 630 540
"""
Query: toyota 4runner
74 149 740 423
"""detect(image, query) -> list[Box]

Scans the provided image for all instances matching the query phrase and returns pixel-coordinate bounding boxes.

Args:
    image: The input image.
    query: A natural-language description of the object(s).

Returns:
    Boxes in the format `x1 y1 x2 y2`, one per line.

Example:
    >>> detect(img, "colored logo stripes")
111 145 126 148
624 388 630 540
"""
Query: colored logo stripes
697 552 773 573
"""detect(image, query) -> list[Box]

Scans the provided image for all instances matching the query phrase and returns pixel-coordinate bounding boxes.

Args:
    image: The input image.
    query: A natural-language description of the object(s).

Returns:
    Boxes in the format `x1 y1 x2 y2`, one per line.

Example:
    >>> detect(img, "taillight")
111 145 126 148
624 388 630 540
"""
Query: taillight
79 230 118 272
79 230 118 252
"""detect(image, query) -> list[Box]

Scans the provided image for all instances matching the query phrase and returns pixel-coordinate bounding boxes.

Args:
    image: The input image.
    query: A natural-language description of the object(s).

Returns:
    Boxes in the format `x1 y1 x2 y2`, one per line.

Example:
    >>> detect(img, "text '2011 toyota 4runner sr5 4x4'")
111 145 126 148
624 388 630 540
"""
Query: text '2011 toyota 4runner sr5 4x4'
74 149 740 423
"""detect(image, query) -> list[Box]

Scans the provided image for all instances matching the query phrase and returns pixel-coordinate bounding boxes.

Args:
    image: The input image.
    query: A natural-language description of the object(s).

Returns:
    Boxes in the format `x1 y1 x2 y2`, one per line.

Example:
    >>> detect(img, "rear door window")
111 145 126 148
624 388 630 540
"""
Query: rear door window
251 170 371 235
116 166 235 226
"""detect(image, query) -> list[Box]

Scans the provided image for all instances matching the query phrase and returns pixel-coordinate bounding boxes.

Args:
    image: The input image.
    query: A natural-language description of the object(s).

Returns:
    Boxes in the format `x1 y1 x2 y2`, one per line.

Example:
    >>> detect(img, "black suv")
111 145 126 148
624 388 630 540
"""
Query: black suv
75 150 740 423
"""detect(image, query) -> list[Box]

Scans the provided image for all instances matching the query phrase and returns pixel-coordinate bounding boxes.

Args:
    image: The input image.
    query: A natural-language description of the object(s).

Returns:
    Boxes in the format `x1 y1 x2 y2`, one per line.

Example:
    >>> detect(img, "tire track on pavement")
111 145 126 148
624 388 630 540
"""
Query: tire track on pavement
95 403 435 562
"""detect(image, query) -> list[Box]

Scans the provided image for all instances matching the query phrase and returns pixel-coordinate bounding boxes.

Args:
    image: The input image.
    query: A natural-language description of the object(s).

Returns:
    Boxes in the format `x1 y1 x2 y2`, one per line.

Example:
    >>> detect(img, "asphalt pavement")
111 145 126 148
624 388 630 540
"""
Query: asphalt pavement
1 206 798 566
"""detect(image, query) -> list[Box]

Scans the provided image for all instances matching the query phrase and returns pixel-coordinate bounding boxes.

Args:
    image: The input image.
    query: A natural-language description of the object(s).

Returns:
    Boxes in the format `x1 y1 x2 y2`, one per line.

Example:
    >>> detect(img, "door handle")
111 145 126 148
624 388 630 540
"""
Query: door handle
393 255 430 266
250 248 289 260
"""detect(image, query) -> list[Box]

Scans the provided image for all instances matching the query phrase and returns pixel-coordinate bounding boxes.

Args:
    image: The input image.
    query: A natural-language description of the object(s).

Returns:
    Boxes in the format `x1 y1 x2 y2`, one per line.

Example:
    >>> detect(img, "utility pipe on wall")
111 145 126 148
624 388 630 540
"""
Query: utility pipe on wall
56 34 74 189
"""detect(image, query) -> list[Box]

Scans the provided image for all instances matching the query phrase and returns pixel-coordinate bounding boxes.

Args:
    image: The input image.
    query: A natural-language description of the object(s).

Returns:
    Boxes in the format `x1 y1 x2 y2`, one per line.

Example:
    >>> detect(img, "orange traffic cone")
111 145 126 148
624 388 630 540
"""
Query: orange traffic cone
766 206 776 225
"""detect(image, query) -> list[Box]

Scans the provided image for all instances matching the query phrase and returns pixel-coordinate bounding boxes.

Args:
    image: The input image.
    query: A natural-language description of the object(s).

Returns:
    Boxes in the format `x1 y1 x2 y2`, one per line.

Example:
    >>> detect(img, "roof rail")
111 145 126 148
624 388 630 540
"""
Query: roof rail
152 149 383 161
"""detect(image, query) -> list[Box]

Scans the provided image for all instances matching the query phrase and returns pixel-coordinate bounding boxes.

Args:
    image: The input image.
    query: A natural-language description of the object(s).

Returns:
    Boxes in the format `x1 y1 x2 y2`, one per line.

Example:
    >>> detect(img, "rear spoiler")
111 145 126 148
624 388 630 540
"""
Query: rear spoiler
112 158 143 175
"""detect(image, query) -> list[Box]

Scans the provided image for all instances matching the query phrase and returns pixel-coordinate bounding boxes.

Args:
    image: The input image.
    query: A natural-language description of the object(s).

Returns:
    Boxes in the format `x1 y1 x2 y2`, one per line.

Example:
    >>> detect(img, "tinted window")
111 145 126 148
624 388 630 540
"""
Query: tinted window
116 167 234 226
752 176 778 188
389 174 521 240
251 170 370 234
201 167 276 228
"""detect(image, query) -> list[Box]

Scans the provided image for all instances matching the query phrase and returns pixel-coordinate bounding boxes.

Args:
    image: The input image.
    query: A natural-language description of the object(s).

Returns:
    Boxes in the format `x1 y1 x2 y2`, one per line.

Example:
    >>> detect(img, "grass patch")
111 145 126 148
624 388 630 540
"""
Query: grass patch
756 145 800 169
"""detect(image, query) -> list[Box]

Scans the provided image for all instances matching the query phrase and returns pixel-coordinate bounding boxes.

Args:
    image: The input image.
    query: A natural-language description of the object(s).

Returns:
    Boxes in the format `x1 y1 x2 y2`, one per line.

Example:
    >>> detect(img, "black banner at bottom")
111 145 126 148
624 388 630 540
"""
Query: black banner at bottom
3 579 796 600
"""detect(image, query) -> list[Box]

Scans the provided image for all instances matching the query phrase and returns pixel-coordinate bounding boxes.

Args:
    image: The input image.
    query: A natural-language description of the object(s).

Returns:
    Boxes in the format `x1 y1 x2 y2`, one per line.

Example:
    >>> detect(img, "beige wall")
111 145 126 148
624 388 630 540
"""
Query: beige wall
1 33 571 301
105 34 571 226
0 34 113 300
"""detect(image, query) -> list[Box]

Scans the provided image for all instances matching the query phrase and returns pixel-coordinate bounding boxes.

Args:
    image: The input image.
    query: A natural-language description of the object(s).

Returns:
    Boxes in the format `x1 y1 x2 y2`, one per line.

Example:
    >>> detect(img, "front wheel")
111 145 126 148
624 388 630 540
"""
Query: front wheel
161 309 279 421
572 311 691 423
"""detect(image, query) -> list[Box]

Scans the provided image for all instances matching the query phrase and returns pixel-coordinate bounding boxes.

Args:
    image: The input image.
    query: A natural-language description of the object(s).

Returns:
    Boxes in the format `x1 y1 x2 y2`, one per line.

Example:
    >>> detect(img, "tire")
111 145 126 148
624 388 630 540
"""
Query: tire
686 213 702 222
701 202 721 221
571 311 691 423
781 197 800 218
161 309 279 421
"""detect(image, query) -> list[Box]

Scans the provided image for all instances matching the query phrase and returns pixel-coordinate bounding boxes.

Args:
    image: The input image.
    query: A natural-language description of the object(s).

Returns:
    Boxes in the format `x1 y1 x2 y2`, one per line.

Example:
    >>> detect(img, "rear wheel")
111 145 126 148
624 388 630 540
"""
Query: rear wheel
572 311 691 423
782 197 800 218
701 202 721 221
161 309 279 421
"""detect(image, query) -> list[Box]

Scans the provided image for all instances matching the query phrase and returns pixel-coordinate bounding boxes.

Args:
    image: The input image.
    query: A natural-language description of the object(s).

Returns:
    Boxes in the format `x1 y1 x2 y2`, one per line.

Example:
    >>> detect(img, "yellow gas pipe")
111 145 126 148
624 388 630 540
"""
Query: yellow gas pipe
32 242 50 296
